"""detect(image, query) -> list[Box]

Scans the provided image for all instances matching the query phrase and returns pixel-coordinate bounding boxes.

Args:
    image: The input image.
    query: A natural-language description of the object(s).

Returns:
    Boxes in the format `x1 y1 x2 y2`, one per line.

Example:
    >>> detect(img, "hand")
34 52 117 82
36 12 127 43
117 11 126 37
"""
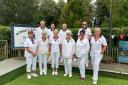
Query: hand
73 57 77 62
47 51 51 57
32 52 37 57
47 56 49 61
101 50 104 54
60 53 62 56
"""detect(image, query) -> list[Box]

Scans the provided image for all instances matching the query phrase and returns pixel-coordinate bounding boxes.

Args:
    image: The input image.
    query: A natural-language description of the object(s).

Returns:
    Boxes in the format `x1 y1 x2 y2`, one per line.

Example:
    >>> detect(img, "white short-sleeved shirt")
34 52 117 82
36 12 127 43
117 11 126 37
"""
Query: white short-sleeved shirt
24 38 37 57
62 38 75 58
76 38 90 57
90 36 107 55
35 27 50 40
38 38 49 55
49 37 61 53
58 29 70 42
49 30 54 39
78 28 92 39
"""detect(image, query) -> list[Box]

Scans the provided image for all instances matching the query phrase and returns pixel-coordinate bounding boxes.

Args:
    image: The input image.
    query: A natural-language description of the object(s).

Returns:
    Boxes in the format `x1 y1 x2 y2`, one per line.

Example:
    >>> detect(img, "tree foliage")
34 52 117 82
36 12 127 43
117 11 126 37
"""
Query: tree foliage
0 0 65 26
96 0 128 27
59 0 92 28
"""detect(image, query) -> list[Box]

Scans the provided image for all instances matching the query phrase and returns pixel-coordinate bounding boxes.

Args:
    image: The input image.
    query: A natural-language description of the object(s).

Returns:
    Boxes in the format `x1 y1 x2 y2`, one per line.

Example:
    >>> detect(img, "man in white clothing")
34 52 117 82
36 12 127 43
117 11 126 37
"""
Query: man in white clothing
35 21 50 41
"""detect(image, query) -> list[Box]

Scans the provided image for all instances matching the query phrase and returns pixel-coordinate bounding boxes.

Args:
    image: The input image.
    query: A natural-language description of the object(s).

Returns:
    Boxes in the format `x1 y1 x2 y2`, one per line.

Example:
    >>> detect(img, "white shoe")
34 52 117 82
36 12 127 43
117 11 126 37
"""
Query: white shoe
52 72 55 75
27 74 31 79
93 80 97 84
63 74 68 76
43 71 47 75
55 72 58 75
31 73 38 77
69 75 72 77
40 72 43 75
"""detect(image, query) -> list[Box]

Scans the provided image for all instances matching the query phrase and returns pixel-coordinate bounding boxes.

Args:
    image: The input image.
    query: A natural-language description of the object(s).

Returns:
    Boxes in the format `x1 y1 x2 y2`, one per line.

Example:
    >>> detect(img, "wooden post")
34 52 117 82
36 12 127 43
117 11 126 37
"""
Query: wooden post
18 50 21 57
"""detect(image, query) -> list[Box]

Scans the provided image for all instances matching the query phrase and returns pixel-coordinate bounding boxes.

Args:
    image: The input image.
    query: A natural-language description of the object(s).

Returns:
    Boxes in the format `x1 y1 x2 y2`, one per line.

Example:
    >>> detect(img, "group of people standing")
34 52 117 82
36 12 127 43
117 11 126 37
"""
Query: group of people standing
24 20 107 84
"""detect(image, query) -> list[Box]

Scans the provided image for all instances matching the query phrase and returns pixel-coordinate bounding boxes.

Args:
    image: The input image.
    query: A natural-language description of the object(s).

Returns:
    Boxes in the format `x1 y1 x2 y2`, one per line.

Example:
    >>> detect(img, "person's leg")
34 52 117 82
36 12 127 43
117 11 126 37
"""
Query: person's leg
43 55 47 75
85 55 89 67
80 55 86 78
93 54 103 81
38 54 43 75
32 56 37 71
51 52 55 75
64 58 68 76
91 55 95 79
31 56 38 77
25 57 32 79
77 57 82 77
55 52 59 75
67 58 72 77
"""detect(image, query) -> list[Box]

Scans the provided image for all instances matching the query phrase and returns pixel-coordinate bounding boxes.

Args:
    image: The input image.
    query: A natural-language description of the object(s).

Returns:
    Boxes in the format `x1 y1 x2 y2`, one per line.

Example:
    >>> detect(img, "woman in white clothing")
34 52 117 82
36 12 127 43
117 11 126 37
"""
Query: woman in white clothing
61 30 75 77
49 29 61 75
90 28 107 84
78 21 92 67
49 23 56 39
59 23 71 62
24 30 38 79
38 32 49 75
58 23 70 42
76 30 90 80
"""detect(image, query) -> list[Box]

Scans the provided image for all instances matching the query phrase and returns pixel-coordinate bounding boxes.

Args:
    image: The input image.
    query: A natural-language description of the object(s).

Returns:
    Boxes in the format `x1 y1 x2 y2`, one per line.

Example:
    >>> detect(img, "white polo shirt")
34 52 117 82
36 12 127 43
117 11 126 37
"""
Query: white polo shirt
76 38 90 57
37 38 49 55
78 28 92 39
35 27 50 40
49 37 61 53
24 38 37 58
61 38 75 58
58 29 70 42
90 36 107 55
49 30 54 39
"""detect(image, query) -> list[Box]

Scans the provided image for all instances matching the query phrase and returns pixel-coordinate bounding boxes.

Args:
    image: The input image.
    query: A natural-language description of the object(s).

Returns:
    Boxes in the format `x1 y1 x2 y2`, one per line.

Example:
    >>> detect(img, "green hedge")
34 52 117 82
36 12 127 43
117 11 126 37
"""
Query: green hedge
0 25 11 40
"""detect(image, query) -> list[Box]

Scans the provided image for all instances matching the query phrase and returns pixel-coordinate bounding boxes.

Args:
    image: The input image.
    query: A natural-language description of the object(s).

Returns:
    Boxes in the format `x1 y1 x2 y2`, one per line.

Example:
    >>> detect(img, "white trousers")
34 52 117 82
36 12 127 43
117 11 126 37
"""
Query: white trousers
64 58 72 75
25 56 37 73
51 52 59 69
77 54 88 78
91 54 103 81
38 54 47 73
86 55 89 65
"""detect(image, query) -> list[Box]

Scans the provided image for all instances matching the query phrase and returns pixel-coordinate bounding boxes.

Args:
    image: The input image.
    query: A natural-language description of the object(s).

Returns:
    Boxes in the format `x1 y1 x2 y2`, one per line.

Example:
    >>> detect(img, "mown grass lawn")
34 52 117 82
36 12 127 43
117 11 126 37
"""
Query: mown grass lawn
5 69 128 85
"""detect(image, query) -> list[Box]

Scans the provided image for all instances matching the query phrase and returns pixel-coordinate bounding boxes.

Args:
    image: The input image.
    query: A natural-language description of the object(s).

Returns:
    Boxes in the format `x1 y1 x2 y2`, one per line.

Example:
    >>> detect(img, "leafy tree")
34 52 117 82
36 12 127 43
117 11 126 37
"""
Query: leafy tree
59 0 92 28
32 0 65 26
0 0 38 25
96 0 128 27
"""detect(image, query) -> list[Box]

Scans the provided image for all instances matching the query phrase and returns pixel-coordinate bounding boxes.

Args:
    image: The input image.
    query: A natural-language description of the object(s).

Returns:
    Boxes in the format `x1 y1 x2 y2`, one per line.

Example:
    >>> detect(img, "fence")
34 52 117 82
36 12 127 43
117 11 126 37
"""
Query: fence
103 47 118 62
0 40 24 61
